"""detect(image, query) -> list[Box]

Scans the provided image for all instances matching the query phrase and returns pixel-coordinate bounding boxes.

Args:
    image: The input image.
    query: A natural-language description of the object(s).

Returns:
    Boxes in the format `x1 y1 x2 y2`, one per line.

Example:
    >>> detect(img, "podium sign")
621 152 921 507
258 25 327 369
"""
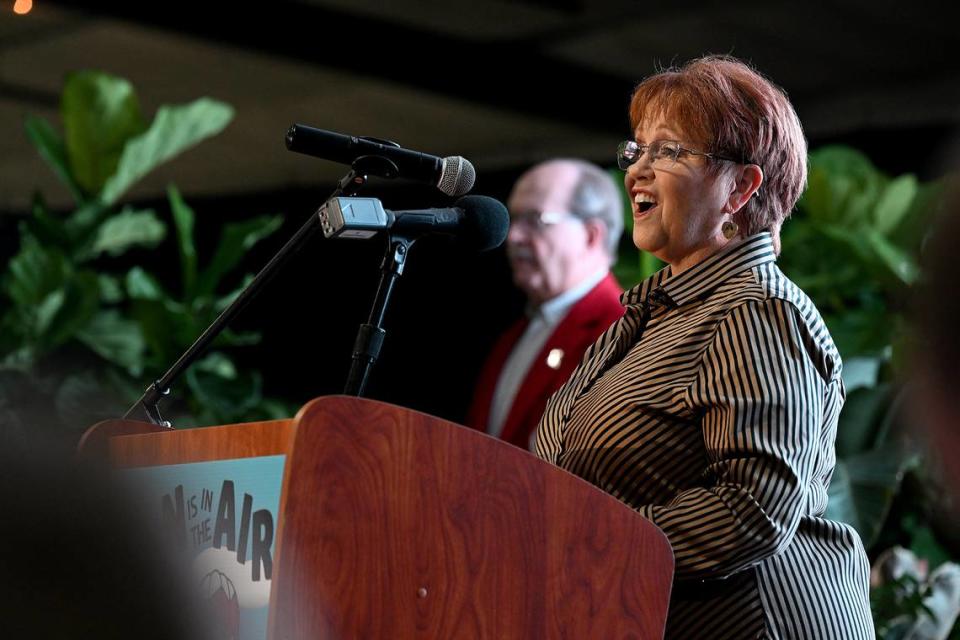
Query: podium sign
125 455 285 640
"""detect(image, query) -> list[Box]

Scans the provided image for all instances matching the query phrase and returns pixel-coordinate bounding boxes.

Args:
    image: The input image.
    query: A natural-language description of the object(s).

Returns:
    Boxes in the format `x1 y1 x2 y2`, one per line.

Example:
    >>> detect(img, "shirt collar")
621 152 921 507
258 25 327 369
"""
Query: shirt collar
528 267 608 324
621 232 777 309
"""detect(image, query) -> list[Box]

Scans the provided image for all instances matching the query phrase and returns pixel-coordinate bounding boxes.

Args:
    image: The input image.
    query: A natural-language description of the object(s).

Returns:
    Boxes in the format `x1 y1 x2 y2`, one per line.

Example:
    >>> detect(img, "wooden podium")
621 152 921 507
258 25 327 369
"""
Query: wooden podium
80 396 673 639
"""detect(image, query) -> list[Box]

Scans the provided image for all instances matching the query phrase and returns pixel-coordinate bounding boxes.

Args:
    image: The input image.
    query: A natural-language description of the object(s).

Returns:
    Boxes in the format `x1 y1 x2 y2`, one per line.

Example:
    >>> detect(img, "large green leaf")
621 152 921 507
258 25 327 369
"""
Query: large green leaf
167 185 197 298
100 98 234 206
4 235 69 308
195 215 283 297
35 271 101 352
864 229 920 286
184 352 262 426
1 238 100 355
25 195 73 252
817 222 877 266
35 290 67 337
212 274 254 313
902 519 953 572
778 218 842 292
97 274 124 304
130 298 184 368
61 71 145 198
24 116 84 204
874 174 918 235
811 221 917 291
826 445 918 548
90 207 167 257
891 179 944 252
0 343 33 371
824 307 892 358
125 266 167 301
801 146 885 225
75 310 147 375
64 201 109 246
193 351 237 378
1 237 67 362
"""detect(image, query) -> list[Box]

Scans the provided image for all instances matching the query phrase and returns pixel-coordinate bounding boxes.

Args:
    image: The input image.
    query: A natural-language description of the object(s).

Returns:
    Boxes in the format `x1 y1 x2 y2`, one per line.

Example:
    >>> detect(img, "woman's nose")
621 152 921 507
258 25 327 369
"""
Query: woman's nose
627 155 653 181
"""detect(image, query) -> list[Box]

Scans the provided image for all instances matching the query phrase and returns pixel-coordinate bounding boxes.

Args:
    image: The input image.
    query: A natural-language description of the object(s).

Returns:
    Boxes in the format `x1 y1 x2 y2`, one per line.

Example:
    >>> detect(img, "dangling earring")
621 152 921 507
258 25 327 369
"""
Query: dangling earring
721 220 739 240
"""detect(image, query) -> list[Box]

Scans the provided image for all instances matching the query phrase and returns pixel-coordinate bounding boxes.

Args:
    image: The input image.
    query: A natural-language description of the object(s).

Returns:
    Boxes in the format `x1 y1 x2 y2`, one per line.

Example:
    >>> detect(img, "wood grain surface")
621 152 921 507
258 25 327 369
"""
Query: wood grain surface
269 396 672 640
79 419 294 467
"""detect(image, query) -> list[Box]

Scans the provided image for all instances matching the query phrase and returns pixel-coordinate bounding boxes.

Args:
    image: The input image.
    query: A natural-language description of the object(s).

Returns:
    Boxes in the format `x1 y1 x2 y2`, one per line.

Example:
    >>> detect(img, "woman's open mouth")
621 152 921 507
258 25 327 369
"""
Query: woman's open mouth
634 192 658 217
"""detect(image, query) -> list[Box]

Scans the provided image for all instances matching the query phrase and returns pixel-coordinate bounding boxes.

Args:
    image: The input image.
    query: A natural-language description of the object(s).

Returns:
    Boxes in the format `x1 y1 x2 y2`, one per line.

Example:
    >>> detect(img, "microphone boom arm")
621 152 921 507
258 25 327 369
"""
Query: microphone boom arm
124 165 371 426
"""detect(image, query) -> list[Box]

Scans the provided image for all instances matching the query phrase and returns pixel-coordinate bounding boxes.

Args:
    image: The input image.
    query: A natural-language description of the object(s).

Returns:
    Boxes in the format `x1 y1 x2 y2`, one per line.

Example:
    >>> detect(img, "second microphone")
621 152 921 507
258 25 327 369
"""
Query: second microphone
318 196 508 253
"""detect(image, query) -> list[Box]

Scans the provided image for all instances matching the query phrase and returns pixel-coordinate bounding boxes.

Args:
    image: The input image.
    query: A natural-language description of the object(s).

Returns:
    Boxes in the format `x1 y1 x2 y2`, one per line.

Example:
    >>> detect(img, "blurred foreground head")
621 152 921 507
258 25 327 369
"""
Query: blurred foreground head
914 184 960 494
0 445 207 639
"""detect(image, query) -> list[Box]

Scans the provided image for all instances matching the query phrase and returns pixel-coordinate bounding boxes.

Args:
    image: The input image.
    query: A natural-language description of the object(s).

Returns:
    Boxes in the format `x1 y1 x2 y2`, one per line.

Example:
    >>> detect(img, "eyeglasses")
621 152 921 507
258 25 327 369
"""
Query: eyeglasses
617 140 745 171
510 211 580 231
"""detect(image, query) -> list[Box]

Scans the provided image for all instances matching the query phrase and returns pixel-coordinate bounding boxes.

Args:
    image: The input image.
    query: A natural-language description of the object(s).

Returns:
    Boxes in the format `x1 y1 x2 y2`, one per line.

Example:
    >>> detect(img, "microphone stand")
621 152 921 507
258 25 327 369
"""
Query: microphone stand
124 161 379 426
343 233 415 397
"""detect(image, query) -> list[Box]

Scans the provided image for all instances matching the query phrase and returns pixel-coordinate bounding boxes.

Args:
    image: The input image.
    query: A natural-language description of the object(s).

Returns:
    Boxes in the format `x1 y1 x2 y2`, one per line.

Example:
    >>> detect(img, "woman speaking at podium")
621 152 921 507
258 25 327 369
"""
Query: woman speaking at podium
534 55 873 639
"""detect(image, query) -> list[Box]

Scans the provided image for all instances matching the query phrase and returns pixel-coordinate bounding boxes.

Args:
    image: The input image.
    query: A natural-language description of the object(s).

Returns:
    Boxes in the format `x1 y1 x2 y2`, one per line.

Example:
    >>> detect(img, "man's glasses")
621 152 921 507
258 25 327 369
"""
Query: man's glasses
510 211 580 231
617 140 745 171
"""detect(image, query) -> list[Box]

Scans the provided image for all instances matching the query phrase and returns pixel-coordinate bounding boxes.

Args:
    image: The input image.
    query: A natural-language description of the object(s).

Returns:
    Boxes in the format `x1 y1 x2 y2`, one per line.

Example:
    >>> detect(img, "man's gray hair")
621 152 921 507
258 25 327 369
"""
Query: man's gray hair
560 159 624 264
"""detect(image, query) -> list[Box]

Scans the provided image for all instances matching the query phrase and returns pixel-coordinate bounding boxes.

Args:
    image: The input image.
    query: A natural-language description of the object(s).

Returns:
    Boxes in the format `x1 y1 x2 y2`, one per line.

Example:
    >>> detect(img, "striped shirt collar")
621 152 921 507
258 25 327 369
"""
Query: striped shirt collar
621 232 777 308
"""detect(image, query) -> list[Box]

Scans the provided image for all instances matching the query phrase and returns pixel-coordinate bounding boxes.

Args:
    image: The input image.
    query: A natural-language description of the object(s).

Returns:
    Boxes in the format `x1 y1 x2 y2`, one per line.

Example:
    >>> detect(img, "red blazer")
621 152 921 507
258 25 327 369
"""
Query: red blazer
467 274 624 449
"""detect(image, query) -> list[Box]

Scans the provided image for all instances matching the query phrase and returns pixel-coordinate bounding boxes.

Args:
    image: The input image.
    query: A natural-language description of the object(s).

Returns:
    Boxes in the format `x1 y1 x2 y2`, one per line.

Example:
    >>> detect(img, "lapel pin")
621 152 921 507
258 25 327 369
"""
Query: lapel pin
546 348 564 370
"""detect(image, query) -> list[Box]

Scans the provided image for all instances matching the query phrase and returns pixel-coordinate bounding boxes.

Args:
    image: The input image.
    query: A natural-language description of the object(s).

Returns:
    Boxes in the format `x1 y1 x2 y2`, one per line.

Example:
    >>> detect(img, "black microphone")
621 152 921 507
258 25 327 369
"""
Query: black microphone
285 124 476 197
318 195 508 252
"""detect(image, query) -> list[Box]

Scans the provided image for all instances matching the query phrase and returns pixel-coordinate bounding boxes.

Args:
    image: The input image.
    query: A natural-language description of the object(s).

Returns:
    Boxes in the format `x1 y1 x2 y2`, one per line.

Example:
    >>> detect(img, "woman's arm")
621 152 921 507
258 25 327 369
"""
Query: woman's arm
638 296 839 581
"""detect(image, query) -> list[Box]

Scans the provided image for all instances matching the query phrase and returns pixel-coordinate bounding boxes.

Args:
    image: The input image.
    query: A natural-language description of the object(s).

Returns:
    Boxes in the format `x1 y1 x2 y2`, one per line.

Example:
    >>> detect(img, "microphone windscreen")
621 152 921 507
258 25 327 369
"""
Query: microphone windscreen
454 195 509 252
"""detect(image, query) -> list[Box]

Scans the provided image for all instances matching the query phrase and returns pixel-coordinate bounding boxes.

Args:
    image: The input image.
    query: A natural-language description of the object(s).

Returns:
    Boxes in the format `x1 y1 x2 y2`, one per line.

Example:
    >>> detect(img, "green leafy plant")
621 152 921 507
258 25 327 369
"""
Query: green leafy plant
870 546 960 640
775 147 943 549
0 70 291 436
780 146 942 361
128 186 286 426
872 573 935 639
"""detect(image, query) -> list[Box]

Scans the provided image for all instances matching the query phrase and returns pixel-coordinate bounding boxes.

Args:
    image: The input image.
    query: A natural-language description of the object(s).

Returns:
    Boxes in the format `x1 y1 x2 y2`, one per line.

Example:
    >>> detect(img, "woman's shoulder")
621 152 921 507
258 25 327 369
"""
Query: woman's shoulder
711 261 825 317
707 263 842 379
755 262 829 328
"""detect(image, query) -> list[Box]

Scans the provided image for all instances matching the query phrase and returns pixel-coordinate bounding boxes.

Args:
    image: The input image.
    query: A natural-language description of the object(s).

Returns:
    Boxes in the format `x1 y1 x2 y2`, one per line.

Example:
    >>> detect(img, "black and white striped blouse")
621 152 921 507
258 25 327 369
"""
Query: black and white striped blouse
535 233 873 639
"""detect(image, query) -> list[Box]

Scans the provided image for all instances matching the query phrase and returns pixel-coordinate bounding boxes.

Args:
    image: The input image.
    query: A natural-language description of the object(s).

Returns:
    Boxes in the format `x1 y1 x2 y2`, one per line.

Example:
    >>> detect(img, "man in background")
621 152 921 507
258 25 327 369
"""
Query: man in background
467 159 624 449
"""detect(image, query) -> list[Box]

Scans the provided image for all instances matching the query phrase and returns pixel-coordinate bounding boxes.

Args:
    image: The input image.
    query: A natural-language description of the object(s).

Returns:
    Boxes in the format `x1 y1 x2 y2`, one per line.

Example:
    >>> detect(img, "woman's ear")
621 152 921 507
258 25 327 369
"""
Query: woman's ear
725 164 764 214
